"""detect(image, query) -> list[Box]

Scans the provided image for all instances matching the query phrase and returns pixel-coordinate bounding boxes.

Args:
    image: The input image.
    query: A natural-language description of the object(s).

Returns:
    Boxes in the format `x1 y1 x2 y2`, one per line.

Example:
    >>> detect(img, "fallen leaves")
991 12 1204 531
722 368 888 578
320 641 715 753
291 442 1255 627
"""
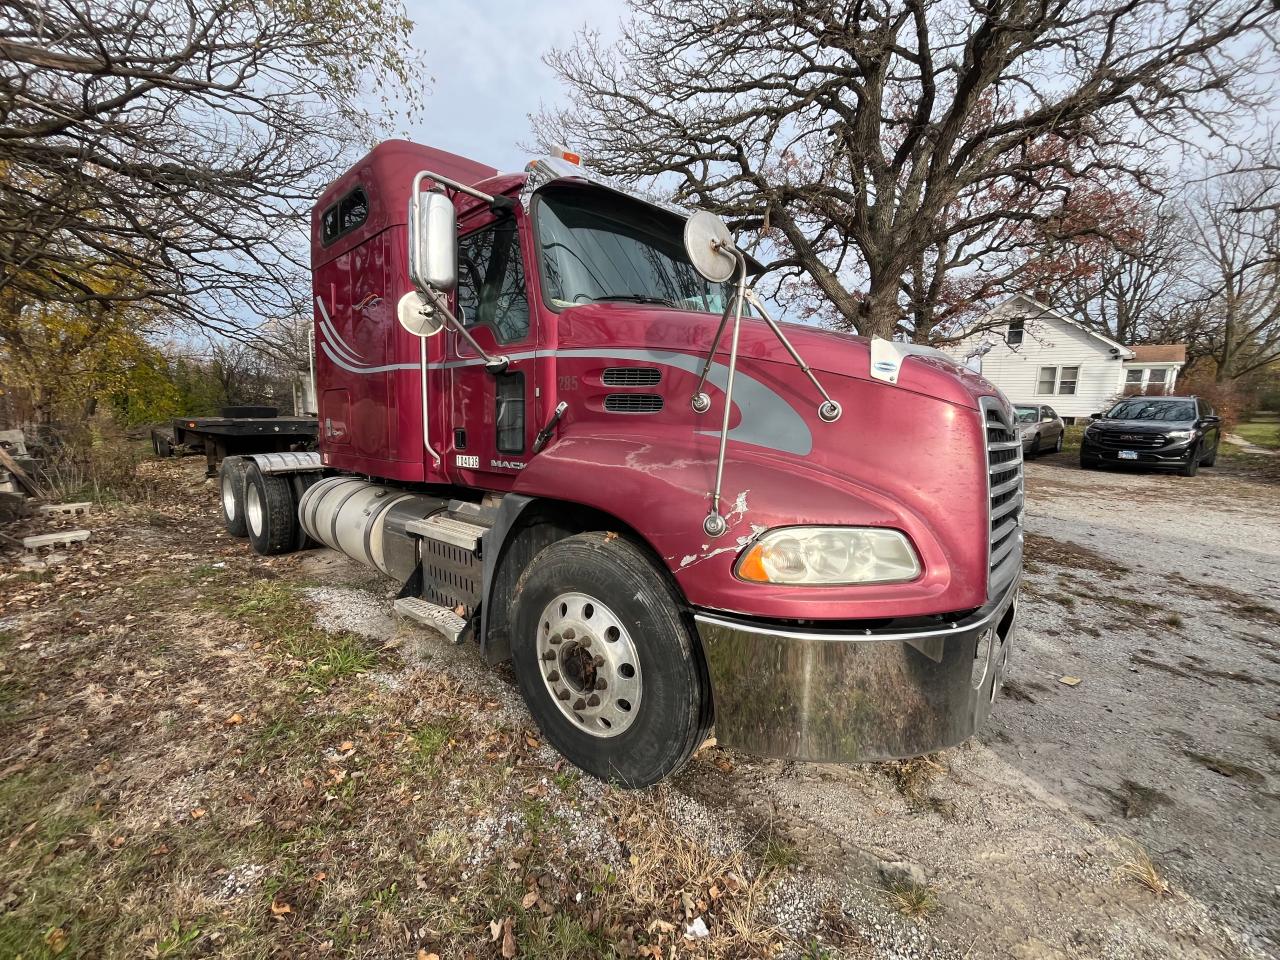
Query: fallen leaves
44 926 68 954
189 807 206 820
269 898 292 918
1059 675 1082 686
225 713 243 725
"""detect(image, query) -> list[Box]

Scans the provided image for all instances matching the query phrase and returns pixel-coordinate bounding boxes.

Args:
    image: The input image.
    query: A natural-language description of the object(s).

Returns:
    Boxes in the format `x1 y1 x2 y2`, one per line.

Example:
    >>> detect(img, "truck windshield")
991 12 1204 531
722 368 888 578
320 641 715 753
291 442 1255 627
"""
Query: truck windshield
535 187 744 314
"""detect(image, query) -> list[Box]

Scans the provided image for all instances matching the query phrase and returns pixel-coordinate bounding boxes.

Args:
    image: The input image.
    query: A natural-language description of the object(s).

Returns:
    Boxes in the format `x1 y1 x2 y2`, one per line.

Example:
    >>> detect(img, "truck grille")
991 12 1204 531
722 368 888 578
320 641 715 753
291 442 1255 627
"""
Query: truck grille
981 397 1023 596
1094 430 1166 449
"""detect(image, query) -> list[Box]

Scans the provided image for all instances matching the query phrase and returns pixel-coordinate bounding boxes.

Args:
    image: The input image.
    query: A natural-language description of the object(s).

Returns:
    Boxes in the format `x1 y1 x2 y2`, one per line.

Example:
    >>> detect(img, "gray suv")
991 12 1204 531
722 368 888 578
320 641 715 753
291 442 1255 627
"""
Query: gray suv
1080 396 1221 477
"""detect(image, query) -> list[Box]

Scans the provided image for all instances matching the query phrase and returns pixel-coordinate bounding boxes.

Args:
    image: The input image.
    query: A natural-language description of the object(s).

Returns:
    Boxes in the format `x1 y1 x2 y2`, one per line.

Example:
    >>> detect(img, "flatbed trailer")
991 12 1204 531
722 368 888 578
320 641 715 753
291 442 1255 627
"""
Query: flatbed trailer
152 407 317 476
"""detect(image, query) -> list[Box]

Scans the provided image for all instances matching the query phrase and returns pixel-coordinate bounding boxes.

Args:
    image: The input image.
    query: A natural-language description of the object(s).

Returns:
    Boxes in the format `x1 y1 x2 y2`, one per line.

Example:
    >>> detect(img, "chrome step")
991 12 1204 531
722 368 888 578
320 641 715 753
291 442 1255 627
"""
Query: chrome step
404 512 487 552
393 597 469 643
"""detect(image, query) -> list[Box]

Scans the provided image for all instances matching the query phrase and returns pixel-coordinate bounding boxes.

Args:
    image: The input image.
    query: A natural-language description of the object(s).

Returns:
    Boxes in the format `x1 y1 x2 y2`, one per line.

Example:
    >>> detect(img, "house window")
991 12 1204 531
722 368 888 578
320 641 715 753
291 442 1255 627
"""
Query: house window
1037 366 1079 396
1007 319 1025 346
1125 368 1144 385
1148 368 1167 385
1037 366 1057 395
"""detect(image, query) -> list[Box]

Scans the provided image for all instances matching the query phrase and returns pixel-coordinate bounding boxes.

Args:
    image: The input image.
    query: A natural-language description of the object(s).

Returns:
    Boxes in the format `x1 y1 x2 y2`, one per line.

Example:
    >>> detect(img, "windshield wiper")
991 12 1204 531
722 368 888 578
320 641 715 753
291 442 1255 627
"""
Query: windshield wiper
593 293 677 307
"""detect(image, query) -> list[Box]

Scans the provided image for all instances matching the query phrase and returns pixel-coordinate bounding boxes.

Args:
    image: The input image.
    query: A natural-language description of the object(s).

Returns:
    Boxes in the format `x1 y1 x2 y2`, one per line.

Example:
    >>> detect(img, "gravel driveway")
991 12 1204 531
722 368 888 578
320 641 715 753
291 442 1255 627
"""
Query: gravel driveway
298 457 1280 958
668 454 1280 959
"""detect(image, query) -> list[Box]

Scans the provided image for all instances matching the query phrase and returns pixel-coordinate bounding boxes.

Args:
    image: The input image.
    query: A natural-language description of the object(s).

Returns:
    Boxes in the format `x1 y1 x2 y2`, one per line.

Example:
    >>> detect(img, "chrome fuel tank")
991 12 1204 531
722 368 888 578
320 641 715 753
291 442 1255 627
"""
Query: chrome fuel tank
298 476 442 582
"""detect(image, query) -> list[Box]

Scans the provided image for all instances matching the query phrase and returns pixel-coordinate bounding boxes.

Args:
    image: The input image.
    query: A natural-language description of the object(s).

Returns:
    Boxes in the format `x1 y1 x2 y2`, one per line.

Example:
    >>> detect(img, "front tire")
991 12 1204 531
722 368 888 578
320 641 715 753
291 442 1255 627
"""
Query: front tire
1080 453 1099 470
244 462 298 555
1180 445 1201 477
511 532 711 787
1203 443 1218 467
1054 431 1063 453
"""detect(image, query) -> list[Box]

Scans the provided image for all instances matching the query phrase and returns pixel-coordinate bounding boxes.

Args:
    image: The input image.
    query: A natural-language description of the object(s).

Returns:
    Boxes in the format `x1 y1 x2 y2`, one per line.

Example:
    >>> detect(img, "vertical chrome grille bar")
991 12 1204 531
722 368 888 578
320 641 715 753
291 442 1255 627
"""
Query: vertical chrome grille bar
980 397 1024 596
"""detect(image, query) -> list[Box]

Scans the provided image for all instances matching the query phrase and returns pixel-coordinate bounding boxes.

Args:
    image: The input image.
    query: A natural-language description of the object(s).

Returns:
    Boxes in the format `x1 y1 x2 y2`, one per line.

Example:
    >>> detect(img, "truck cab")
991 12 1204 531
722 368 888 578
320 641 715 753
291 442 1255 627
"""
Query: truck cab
221 140 1022 786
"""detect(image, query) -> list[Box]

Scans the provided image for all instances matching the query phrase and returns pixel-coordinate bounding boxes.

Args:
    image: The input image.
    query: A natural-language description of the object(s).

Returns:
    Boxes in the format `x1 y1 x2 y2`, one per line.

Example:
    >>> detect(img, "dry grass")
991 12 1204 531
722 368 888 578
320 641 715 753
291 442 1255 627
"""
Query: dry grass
0 458 785 960
882 880 940 919
1116 838 1170 897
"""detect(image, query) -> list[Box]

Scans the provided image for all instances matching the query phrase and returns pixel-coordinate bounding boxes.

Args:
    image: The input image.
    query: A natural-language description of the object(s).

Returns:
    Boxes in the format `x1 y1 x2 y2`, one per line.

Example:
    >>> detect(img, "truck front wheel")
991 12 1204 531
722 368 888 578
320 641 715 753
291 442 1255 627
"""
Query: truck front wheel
244 463 298 555
511 532 711 787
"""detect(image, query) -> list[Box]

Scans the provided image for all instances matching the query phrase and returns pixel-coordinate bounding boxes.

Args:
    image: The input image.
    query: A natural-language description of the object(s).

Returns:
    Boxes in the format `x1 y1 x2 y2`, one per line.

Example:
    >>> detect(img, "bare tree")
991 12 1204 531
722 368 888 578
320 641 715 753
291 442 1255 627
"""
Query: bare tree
542 0 1278 340
0 0 421 336
1050 201 1190 345
1185 173 1280 380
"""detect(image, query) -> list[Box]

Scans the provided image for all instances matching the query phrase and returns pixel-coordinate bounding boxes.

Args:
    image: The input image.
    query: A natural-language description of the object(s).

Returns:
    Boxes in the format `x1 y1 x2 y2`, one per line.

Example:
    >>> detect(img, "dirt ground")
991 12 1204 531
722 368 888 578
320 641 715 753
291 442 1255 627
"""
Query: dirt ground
1 453 1276 959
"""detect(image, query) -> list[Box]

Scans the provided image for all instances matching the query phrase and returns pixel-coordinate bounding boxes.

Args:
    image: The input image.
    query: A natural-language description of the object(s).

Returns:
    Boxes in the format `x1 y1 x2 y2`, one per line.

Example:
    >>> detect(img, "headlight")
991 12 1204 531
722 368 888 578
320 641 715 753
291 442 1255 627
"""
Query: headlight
735 527 921 585
1084 422 1101 435
1165 429 1193 439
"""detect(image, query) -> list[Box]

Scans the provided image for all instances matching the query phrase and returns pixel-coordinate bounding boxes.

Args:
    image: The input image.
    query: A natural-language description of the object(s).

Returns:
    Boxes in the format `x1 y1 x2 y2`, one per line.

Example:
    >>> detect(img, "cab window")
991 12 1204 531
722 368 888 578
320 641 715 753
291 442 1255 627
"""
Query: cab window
457 219 529 343
321 186 368 246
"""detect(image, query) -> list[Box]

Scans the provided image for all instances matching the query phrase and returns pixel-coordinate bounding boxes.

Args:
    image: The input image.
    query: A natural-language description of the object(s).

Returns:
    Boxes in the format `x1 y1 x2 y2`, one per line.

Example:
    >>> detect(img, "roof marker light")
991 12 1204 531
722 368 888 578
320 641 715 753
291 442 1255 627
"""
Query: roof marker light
550 143 582 165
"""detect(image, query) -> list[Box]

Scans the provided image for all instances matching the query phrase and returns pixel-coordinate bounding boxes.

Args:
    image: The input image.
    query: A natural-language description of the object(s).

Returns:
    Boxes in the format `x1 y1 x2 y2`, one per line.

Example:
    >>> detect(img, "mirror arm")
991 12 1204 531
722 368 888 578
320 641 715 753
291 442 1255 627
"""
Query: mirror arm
421 289 510 373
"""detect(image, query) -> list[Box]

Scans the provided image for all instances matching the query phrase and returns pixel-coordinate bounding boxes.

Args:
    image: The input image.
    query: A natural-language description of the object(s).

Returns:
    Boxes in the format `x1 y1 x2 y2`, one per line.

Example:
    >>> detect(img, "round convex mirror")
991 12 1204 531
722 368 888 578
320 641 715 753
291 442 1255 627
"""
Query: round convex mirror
683 210 738 283
396 291 444 338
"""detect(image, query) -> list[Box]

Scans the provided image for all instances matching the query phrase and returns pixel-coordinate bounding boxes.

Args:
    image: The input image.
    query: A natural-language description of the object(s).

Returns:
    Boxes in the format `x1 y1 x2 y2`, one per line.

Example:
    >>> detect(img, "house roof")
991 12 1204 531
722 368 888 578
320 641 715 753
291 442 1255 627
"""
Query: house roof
997 294 1136 359
1127 344 1187 364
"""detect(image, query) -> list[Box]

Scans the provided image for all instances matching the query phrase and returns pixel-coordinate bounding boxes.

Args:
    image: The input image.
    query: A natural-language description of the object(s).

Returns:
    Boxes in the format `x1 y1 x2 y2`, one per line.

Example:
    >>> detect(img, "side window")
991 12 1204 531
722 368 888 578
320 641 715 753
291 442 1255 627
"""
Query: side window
1045 406 1058 420
456 219 530 343
1006 319 1025 346
321 186 368 246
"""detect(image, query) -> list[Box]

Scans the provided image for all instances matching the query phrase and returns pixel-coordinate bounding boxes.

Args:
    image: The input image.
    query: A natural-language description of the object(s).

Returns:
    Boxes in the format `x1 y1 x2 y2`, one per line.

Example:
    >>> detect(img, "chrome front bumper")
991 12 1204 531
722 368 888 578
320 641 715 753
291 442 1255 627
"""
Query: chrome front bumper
693 579 1019 763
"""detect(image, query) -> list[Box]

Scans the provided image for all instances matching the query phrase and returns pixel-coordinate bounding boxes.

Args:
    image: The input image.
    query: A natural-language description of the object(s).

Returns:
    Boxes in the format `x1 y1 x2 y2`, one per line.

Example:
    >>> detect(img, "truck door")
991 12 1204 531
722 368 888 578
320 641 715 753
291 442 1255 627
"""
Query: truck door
448 212 537 486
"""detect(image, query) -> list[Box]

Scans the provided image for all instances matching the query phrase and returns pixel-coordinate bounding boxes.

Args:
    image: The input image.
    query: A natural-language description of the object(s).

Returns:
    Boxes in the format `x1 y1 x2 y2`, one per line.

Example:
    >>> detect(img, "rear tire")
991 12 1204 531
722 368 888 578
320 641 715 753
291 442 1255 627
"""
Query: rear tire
1054 432 1063 453
1203 444 1218 467
219 457 249 538
510 532 711 788
244 463 298 555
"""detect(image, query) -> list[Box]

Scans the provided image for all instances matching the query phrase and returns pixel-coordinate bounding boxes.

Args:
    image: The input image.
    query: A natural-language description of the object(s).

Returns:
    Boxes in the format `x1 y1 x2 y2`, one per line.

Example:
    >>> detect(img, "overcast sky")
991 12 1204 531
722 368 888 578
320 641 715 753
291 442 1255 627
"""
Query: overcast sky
396 0 629 173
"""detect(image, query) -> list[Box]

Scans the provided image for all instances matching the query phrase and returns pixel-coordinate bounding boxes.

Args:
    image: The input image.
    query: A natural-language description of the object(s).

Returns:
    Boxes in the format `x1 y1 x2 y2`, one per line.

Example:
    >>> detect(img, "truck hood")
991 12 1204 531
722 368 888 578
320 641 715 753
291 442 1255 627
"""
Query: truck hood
558 302 1000 411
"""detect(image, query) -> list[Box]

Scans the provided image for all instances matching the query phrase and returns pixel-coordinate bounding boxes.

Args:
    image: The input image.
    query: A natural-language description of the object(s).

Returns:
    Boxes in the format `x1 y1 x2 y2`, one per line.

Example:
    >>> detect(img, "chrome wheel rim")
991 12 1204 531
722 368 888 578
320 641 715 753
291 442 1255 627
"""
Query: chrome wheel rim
246 482 264 537
221 473 237 521
536 592 642 738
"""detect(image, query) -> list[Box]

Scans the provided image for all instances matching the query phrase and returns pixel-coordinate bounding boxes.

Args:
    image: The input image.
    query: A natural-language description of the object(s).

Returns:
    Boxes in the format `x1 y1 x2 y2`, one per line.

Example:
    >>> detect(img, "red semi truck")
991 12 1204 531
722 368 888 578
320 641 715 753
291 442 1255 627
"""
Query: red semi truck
218 140 1023 786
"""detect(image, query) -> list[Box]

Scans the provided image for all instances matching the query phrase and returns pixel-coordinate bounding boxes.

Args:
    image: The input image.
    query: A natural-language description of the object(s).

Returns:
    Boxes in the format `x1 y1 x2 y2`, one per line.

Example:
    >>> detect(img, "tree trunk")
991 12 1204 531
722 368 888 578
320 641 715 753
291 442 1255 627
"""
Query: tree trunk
859 281 904 340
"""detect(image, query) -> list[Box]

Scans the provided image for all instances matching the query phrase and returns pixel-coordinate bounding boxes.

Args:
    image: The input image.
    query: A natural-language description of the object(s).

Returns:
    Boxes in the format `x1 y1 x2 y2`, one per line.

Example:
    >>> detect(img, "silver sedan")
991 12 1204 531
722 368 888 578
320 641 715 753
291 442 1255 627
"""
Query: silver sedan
1014 404 1065 456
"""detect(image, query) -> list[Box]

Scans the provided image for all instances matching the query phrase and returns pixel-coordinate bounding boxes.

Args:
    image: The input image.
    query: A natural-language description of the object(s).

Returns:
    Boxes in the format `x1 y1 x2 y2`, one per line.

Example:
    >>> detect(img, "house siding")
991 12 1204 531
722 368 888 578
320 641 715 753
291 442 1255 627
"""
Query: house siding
945 304 1125 419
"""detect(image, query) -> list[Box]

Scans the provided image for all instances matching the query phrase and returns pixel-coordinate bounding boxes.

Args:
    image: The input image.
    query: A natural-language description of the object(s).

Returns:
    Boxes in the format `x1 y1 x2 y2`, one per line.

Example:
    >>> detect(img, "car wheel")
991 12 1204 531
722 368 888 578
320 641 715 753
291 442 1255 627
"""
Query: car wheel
1179 444 1200 477
1079 454 1098 470
511 532 712 788
1203 443 1218 467
219 457 249 538
244 462 299 554
1054 431 1063 453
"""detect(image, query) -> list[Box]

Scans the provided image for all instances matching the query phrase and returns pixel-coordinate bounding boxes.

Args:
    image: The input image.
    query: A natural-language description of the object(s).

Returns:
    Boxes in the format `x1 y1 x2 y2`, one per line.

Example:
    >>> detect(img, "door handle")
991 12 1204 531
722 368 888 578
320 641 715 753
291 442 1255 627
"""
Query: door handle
533 402 569 453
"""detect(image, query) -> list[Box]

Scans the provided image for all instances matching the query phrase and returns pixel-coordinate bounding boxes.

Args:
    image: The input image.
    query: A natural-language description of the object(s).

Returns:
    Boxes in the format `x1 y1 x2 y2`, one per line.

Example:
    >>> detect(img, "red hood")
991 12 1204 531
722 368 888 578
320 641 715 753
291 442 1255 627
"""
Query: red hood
557 302 1000 410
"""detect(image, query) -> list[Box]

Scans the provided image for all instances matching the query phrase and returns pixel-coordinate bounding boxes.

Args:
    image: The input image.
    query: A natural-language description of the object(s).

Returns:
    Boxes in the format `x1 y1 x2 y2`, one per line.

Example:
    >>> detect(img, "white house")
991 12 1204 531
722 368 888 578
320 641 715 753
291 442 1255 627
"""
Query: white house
945 295 1187 421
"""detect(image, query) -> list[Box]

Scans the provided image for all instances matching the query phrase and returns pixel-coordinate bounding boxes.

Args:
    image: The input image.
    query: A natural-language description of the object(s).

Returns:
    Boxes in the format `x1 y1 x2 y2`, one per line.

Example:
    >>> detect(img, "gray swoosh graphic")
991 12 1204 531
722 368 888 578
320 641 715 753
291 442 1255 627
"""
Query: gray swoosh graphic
557 348 812 456
316 342 813 456
319 341 419 374
315 296 365 365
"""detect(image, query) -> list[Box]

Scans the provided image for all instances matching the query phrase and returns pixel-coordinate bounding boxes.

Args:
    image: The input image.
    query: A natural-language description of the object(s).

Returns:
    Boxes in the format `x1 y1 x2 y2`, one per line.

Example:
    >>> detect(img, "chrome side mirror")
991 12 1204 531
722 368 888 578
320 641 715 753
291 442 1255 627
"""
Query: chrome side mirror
408 190 457 292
